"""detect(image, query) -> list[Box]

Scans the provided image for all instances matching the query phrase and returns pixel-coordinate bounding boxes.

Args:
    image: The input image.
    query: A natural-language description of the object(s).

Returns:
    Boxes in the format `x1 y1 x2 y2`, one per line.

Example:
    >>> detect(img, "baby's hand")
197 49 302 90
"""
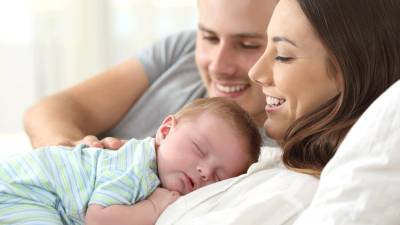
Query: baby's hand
148 187 180 216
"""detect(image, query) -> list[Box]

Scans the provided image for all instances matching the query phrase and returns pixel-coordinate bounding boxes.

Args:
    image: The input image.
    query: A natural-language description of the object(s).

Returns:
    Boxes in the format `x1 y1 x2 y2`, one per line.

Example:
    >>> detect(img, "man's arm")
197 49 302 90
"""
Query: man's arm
24 59 149 148
85 188 180 225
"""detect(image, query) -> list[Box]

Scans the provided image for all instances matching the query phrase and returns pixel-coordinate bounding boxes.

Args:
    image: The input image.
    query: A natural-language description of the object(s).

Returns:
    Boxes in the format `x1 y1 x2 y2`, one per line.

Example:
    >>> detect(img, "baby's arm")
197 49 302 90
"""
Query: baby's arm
85 188 180 225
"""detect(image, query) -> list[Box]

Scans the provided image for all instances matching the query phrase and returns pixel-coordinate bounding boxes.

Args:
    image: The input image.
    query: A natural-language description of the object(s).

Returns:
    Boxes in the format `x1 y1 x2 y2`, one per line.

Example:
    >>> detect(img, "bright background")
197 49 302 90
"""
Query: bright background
0 0 197 152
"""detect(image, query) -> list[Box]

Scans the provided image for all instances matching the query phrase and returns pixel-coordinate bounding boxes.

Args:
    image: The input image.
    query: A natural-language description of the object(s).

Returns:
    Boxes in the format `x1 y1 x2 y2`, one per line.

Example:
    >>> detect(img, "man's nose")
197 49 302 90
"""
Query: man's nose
209 43 237 76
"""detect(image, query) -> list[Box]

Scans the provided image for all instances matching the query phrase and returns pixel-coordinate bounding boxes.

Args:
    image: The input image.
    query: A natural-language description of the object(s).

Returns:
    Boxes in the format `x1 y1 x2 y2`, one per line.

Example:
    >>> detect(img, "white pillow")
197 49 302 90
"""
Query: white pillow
293 80 400 225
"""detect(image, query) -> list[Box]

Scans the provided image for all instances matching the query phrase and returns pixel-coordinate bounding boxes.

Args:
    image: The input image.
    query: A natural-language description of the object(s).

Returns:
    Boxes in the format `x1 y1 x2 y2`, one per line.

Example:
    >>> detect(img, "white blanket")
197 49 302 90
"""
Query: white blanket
293 80 400 225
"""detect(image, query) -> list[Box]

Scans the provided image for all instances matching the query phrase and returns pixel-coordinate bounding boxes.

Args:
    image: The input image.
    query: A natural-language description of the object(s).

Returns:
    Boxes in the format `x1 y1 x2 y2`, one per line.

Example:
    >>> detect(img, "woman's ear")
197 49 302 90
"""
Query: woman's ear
155 115 176 145
327 57 344 92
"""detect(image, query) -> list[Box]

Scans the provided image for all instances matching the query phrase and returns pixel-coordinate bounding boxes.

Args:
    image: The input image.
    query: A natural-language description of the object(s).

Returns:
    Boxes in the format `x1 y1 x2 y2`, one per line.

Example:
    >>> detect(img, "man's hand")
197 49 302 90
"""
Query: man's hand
147 187 181 216
59 135 127 149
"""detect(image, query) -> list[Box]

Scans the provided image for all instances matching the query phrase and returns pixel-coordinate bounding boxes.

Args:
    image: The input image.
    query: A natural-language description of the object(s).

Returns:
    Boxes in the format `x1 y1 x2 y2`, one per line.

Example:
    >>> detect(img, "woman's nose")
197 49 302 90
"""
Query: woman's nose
248 50 273 86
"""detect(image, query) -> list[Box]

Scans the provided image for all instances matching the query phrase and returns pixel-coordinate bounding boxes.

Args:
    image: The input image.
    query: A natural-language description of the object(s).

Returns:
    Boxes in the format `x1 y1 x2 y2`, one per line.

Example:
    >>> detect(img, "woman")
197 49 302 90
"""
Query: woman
156 0 400 224
250 0 400 176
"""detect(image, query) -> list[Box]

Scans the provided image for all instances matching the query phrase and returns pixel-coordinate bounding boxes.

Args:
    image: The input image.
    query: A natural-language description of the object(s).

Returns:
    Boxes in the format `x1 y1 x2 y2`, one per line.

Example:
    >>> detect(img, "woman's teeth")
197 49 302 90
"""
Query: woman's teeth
266 96 285 107
216 84 247 93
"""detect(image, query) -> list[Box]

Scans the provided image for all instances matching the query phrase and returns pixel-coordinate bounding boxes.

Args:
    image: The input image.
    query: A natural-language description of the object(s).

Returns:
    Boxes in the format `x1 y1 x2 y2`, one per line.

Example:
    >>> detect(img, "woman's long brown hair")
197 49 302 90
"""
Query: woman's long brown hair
281 0 400 176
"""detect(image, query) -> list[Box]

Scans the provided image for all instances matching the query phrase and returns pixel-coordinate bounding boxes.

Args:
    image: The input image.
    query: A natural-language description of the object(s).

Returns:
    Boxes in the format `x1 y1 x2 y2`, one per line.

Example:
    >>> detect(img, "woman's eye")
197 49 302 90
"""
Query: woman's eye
274 56 293 62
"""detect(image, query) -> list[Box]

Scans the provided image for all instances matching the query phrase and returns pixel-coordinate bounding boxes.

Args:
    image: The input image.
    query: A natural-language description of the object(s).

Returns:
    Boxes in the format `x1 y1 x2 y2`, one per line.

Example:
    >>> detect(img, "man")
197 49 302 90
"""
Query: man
24 0 277 149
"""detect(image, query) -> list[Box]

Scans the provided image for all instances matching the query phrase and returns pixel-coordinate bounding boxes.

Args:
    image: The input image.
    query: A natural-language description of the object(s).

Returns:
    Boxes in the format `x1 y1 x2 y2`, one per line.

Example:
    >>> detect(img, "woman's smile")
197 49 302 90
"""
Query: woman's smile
265 95 286 113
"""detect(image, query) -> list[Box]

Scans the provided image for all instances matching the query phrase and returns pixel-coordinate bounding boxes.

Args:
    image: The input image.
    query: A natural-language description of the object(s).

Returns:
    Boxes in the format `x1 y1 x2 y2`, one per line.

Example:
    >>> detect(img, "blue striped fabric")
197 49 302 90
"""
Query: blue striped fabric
0 137 160 225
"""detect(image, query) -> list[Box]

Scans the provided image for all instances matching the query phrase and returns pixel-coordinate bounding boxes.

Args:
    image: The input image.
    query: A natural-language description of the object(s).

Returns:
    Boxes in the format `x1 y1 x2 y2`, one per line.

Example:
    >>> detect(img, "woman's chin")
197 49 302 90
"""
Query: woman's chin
264 121 285 142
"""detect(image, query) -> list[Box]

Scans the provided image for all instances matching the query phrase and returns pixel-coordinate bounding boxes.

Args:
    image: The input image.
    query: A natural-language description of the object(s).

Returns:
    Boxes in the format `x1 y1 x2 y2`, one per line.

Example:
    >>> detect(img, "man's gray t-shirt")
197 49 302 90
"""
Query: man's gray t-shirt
106 30 206 139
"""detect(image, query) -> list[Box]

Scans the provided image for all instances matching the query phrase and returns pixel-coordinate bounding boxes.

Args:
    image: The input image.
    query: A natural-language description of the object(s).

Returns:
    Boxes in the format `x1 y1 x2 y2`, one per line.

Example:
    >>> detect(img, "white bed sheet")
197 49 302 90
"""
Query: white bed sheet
0 131 32 157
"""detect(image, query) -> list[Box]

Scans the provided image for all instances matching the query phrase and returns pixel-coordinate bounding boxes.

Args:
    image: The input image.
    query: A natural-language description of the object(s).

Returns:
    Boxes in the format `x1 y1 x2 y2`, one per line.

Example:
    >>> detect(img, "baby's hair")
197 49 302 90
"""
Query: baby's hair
174 97 262 162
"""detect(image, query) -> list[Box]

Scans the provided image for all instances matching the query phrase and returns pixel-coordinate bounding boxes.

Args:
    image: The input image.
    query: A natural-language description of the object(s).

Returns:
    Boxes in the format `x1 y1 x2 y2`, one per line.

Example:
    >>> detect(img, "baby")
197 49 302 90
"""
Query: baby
0 97 261 225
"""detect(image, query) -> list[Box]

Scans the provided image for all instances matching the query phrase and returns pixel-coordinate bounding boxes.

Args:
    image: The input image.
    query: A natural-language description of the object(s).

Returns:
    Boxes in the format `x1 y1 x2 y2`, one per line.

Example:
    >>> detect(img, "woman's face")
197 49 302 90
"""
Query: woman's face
249 0 342 141
195 0 277 126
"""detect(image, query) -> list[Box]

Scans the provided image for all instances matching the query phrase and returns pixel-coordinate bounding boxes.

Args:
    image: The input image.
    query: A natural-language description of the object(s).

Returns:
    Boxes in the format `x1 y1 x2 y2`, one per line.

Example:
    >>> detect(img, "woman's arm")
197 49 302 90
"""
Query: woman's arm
86 188 180 225
24 59 149 148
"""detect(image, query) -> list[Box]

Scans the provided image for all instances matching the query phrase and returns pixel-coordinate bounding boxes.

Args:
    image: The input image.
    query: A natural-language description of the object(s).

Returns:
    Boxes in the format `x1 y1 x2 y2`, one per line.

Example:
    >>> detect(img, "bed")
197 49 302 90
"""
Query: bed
1 81 399 225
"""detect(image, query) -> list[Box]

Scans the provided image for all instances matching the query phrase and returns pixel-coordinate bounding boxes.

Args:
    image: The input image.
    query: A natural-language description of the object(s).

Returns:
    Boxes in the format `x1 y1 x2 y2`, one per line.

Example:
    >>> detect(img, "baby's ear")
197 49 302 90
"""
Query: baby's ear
155 115 176 144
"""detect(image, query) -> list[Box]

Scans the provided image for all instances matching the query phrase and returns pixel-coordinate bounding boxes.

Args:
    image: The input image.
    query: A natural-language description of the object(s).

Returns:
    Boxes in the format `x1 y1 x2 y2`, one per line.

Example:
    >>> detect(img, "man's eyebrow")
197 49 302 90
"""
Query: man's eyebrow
198 24 266 39
272 36 298 47
198 24 215 34
235 33 266 39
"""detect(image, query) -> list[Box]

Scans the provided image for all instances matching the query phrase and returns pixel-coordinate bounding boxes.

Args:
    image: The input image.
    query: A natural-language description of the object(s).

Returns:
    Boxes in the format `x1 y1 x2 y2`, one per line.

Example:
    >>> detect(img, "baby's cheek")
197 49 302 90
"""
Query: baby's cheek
162 176 184 195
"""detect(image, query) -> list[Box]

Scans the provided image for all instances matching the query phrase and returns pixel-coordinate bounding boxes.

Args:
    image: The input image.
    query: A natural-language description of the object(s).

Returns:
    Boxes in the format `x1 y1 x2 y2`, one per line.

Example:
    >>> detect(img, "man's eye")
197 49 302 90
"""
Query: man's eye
202 36 219 43
241 43 261 49
275 56 293 62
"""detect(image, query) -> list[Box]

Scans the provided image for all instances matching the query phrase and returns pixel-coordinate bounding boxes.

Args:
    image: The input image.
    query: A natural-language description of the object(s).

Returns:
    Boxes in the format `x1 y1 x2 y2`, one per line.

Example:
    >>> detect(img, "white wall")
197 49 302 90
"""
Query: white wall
0 0 197 135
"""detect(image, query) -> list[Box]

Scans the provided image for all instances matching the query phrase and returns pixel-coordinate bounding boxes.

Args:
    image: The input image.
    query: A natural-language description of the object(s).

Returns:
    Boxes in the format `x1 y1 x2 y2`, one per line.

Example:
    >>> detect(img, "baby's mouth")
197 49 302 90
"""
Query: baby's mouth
183 173 195 193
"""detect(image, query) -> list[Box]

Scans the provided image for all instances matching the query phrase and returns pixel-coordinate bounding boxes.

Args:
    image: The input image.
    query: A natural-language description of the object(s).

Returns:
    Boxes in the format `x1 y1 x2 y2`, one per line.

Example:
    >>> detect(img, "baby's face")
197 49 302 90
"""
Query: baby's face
156 112 253 195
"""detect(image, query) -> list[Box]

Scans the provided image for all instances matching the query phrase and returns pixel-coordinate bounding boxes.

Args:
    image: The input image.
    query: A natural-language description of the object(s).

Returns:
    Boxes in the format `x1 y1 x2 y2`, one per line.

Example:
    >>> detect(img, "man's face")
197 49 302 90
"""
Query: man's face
195 0 277 126
156 112 252 195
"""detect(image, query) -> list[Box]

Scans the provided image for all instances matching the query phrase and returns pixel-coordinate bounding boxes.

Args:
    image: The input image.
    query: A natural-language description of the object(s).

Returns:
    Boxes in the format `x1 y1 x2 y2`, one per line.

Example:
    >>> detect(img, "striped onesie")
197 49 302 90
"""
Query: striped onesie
0 137 160 225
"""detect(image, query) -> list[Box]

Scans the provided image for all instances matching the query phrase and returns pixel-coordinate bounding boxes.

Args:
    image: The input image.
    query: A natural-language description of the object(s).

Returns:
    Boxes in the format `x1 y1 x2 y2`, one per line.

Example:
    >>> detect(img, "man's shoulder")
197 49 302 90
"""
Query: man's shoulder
162 29 197 53
165 29 196 42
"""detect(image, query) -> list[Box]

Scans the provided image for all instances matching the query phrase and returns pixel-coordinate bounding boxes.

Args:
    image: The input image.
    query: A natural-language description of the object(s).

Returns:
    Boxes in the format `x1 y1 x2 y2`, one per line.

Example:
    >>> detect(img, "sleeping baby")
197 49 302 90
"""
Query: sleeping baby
0 97 261 225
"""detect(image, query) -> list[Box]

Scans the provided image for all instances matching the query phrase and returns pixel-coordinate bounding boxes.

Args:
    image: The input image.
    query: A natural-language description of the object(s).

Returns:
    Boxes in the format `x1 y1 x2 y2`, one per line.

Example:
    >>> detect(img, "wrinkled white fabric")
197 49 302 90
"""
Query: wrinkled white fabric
294 81 400 225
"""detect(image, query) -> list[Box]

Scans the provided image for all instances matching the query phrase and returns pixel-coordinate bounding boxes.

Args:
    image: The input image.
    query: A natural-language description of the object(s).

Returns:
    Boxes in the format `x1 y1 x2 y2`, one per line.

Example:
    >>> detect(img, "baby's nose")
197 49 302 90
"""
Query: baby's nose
197 166 215 183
